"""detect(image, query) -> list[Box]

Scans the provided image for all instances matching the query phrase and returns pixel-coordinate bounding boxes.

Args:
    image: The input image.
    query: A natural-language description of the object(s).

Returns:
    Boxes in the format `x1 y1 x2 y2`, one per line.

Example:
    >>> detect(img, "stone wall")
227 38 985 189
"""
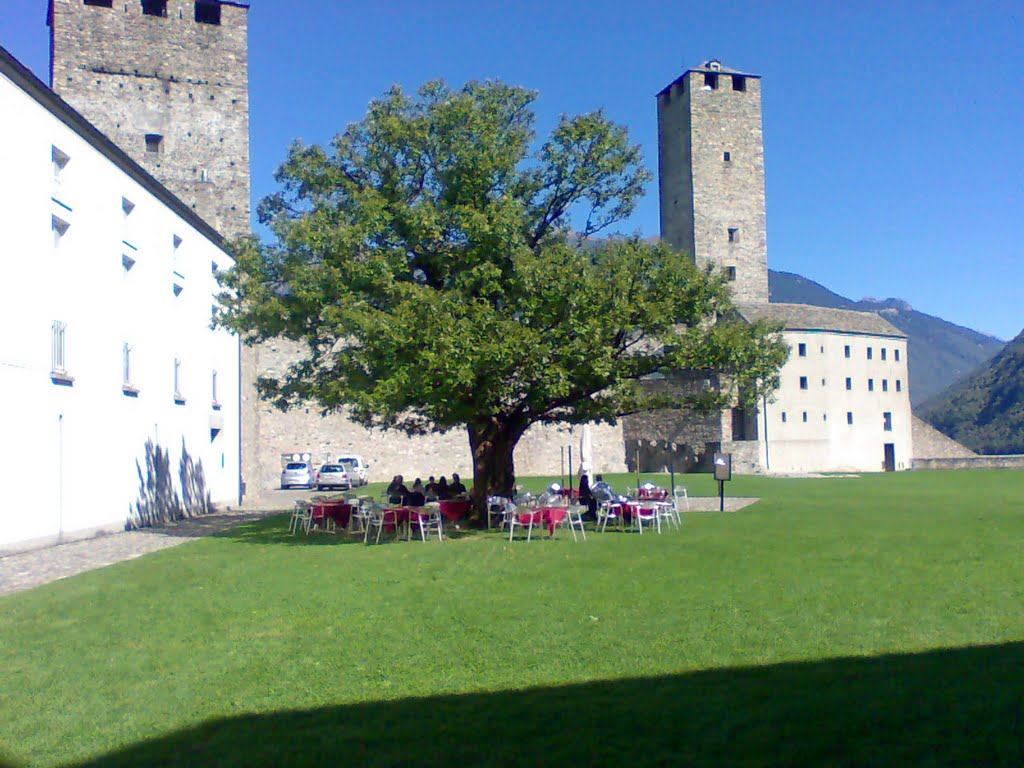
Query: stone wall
49 0 251 238
243 338 629 497
913 456 1024 470
911 415 976 459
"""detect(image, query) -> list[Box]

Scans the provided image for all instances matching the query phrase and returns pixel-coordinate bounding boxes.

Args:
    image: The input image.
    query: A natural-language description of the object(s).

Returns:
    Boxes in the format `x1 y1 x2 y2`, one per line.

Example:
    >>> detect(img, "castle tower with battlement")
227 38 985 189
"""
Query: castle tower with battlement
657 59 768 304
48 0 251 237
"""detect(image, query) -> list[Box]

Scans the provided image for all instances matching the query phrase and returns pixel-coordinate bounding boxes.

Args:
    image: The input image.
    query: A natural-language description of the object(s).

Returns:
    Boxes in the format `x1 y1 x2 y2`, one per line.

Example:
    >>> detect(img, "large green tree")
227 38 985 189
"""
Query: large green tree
219 80 787 513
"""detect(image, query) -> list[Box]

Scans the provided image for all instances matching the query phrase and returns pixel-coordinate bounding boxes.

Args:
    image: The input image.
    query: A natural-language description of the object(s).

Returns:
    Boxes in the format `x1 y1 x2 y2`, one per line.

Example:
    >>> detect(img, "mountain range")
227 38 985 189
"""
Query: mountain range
916 328 1024 455
768 270 1004 406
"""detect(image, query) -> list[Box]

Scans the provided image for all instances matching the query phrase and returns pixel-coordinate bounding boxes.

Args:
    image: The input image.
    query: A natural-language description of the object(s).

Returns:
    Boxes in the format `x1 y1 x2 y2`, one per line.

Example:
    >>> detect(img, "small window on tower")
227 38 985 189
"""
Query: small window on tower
195 0 221 24
141 0 167 17
798 343 806 357
84 0 114 8
145 134 163 154
728 227 739 243
732 75 746 92
725 266 737 281
723 151 731 162
704 73 718 90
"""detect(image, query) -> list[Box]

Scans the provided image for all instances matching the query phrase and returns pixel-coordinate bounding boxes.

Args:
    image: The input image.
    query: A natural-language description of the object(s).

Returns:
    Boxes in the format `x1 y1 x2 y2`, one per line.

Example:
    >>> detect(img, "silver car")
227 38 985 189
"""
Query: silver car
315 464 352 491
280 461 314 489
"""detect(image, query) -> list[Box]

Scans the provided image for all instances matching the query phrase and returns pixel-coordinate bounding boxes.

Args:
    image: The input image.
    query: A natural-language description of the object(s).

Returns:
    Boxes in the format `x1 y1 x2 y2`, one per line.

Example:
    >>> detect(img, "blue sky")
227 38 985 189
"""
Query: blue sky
2 0 1021 339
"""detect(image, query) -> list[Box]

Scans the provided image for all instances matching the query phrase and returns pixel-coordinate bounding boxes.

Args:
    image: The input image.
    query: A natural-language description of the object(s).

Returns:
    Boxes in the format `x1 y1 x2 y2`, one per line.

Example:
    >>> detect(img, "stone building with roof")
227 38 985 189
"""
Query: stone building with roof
654 61 915 473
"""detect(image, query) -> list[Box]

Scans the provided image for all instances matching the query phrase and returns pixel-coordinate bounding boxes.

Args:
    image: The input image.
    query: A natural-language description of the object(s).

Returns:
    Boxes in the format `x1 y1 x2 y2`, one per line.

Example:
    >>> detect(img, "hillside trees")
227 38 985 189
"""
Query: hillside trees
218 80 787 513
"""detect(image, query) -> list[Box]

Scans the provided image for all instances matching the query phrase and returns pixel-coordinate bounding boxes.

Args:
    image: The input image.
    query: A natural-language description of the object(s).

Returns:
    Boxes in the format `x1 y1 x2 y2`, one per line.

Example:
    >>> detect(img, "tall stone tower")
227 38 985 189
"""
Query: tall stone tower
48 0 251 237
657 60 768 304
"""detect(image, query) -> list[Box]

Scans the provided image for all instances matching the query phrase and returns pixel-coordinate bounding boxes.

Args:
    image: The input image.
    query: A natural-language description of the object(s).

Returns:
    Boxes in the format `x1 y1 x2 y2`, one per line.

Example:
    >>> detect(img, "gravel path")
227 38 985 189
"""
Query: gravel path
0 507 285 598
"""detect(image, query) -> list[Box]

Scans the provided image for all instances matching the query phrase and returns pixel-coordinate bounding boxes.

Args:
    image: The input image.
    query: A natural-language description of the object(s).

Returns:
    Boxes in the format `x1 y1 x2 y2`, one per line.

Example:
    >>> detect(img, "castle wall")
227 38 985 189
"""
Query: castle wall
49 0 251 238
245 339 628 497
658 67 769 304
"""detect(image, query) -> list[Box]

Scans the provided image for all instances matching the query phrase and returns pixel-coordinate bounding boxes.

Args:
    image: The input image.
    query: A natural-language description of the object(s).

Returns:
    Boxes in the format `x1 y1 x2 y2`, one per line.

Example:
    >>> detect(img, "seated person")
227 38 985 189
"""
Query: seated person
424 476 440 501
592 474 615 503
436 476 450 500
449 473 468 498
386 474 409 505
406 483 426 508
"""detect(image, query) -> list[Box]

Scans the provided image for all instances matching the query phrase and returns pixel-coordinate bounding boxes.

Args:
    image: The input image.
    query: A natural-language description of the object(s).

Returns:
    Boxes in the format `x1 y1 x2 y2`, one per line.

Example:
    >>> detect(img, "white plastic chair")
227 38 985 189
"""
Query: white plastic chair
365 505 400 544
411 507 443 542
633 502 661 535
288 500 310 535
505 505 540 542
673 485 690 511
597 501 622 533
564 504 587 541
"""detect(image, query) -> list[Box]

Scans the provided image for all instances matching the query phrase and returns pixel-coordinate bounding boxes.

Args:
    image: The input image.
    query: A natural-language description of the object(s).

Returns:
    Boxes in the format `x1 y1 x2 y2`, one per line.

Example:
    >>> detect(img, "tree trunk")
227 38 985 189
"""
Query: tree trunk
467 417 526 523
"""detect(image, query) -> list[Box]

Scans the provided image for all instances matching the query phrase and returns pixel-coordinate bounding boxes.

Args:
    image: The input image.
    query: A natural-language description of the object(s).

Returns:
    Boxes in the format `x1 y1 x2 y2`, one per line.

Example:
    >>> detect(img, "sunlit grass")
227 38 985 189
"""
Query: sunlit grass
1 470 1022 766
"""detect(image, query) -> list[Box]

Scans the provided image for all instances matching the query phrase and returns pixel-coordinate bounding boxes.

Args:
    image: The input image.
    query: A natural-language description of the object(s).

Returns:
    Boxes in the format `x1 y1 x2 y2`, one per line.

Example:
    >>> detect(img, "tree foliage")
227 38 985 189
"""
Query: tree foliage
218 80 788 506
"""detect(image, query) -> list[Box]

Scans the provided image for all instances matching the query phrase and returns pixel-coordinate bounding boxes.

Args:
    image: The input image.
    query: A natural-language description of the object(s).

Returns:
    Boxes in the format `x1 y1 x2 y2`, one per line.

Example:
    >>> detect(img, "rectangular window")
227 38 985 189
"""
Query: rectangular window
883 412 893 432
51 320 67 373
895 349 901 362
882 379 889 392
844 345 851 359
847 412 854 425
881 348 887 361
728 227 739 243
799 376 808 390
85 0 115 6
141 0 168 17
896 380 902 392
195 0 222 24
845 377 852 390
867 347 873 360
868 379 874 392
781 412 787 423
798 343 806 357
723 151 731 162
145 134 163 154
802 412 808 423
732 75 746 92
704 72 718 90
725 266 736 281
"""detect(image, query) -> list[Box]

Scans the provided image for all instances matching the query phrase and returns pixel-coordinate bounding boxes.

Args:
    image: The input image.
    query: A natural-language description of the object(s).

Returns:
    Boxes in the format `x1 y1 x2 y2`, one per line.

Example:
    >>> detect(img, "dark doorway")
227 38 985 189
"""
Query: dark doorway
883 443 896 472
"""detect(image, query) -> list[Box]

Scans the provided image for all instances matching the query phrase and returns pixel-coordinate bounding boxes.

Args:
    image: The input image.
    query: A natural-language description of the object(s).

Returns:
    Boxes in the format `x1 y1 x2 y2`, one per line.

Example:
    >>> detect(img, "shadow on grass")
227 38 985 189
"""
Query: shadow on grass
61 641 1022 767
211 515 485 547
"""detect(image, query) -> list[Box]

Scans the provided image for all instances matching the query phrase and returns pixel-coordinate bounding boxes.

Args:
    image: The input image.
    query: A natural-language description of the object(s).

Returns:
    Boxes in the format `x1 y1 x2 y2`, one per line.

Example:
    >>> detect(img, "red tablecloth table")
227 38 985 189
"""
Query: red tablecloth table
537 506 569 537
438 499 471 522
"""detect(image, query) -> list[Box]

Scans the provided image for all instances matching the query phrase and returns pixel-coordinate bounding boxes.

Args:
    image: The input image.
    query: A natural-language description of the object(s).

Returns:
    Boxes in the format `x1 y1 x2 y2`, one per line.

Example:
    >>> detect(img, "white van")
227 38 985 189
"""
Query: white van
336 455 369 486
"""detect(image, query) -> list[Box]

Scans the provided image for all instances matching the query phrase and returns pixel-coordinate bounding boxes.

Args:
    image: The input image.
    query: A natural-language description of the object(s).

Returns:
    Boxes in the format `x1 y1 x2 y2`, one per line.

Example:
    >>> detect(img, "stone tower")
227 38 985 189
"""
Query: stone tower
657 60 768 304
48 0 251 237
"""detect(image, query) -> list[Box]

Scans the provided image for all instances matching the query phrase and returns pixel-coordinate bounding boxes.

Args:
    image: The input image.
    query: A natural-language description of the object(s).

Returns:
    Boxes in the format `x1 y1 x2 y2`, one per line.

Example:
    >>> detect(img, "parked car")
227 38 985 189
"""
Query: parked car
280 461 314 489
315 464 352 491
336 455 369 486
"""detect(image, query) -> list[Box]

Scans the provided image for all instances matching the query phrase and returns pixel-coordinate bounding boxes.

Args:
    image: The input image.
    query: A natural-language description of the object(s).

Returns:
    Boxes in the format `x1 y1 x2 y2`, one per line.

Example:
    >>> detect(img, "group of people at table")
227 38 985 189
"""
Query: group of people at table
300 471 678 541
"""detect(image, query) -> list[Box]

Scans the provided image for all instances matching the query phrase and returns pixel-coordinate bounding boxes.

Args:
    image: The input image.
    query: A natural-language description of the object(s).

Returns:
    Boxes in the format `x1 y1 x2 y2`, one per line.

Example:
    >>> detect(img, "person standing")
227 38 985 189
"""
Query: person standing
578 474 598 521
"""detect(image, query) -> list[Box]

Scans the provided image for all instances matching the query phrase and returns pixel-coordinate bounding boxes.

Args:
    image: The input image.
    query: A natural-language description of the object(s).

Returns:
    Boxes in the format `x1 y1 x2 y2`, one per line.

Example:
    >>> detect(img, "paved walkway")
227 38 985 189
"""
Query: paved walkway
0 496 759 598
0 507 285 598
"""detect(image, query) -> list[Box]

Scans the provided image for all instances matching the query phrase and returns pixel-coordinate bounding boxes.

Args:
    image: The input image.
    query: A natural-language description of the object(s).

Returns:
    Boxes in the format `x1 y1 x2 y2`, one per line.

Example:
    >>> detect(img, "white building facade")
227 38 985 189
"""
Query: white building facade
728 304 913 473
0 47 240 552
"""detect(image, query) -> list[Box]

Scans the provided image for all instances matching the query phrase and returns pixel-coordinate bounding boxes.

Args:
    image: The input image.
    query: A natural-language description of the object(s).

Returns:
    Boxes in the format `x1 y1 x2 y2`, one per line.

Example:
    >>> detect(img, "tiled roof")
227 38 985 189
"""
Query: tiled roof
736 303 907 338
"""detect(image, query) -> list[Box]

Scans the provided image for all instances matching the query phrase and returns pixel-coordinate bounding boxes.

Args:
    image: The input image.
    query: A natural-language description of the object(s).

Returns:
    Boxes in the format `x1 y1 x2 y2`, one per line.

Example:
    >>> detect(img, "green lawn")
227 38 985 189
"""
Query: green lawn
1 471 1022 767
